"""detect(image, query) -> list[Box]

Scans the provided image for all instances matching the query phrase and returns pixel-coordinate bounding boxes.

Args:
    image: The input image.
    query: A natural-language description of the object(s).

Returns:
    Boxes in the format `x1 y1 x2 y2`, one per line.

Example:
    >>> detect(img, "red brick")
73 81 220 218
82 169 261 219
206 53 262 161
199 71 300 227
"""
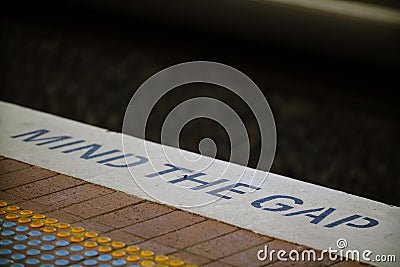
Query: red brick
219 243 268 267
299 250 342 266
154 220 237 249
0 166 56 190
7 174 85 199
329 261 368 267
202 261 236 267
103 229 144 244
266 260 329 266
187 229 272 260
0 159 30 175
93 201 173 228
63 191 143 219
44 209 81 223
72 219 114 234
137 239 178 255
0 190 25 204
170 250 212 266
33 183 112 208
16 199 56 213
122 210 205 239
221 240 305 266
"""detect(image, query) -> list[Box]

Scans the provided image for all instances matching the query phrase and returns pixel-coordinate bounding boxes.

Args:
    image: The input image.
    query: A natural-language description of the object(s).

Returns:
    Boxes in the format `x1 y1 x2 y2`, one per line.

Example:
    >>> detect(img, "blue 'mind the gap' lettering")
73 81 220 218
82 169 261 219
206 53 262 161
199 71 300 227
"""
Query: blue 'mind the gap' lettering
324 215 379 228
207 183 262 200
49 140 86 149
145 163 188 178
11 129 148 168
62 144 119 160
169 173 229 190
285 207 336 224
146 164 230 191
97 154 148 168
251 195 303 212
11 129 71 145
251 194 379 229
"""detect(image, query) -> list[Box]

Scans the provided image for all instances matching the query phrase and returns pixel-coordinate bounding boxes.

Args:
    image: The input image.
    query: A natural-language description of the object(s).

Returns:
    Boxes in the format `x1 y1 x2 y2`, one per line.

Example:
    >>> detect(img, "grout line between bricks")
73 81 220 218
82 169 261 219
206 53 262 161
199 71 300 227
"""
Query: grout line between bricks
15 180 90 202
73 198 148 221
12 191 121 215
166 248 216 266
1 172 60 190
0 162 32 174
55 189 117 210
98 212 203 242
83 201 175 229
183 229 270 262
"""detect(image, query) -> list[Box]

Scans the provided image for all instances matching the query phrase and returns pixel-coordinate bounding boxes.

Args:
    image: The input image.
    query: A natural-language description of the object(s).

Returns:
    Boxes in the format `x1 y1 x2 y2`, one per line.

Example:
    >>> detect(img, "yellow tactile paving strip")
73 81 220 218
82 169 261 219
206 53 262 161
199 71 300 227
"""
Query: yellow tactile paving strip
0 157 367 267
0 200 195 267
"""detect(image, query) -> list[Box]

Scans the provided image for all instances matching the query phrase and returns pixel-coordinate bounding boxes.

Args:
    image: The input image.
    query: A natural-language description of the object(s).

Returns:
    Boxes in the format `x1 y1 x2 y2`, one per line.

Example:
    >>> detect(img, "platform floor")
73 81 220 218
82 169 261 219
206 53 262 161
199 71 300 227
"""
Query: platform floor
0 156 366 266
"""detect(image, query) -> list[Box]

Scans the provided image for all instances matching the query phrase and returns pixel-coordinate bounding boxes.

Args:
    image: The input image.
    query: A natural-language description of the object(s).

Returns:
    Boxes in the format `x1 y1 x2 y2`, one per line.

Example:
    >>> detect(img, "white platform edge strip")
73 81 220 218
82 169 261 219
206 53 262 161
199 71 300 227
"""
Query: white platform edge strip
0 101 398 266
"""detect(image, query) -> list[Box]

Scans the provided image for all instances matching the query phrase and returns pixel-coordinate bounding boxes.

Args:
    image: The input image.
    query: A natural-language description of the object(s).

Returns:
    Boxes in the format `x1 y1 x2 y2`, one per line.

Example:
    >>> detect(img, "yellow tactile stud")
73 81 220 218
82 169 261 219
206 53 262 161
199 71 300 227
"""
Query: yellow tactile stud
97 236 112 243
112 241 126 249
70 236 85 243
155 255 169 263
30 221 44 228
112 250 126 257
32 214 45 219
57 232 70 238
126 255 141 262
6 205 20 211
85 232 98 238
0 201 194 267
141 250 155 258
57 223 70 229
71 226 85 233
98 246 112 253
43 226 57 233
84 241 98 248
140 261 156 267
18 217 31 223
6 214 19 220
169 260 185 267
44 218 58 224
126 245 140 253
19 210 33 216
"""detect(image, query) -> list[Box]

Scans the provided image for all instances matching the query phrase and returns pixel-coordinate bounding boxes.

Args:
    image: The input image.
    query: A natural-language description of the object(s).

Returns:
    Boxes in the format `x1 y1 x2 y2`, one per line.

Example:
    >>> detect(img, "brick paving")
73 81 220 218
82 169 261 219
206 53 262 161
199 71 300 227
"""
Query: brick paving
0 157 368 266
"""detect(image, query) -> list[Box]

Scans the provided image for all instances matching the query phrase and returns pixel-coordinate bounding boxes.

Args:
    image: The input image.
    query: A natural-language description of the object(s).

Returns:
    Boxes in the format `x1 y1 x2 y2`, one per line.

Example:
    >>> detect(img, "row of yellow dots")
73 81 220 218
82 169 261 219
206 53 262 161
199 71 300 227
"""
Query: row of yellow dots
0 200 196 267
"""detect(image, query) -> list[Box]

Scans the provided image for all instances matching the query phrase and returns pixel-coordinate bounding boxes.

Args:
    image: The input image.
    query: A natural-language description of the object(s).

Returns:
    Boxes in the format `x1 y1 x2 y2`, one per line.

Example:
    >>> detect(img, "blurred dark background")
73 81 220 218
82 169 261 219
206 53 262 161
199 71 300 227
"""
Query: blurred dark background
1 1 399 205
